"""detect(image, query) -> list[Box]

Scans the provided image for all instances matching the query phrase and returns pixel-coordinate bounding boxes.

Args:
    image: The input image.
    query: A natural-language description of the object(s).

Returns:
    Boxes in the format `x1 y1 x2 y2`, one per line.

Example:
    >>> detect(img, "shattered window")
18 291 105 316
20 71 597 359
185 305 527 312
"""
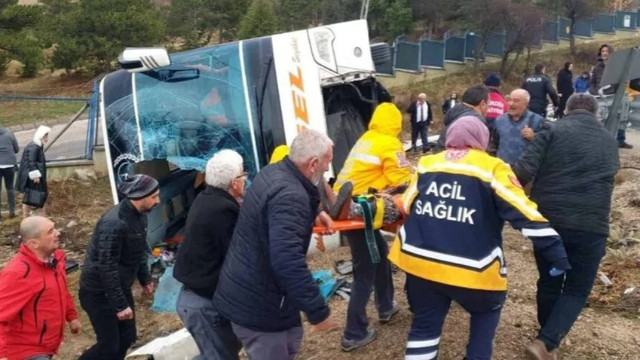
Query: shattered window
134 43 258 176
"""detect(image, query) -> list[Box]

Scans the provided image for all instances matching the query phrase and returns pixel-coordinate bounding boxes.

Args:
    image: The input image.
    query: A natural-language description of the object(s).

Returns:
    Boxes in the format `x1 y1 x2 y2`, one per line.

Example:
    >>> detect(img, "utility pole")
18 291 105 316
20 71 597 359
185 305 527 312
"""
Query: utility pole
360 0 370 19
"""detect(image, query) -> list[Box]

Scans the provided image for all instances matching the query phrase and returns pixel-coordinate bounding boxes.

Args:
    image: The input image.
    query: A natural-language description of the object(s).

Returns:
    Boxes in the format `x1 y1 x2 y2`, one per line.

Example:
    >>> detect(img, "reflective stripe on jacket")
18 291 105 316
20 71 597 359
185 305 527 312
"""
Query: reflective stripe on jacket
389 149 569 291
334 102 412 195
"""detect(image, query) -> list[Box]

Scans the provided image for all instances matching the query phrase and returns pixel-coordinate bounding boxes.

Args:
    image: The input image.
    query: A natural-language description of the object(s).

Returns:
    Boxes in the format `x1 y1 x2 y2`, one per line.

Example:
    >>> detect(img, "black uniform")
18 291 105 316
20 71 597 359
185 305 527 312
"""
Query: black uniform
522 74 559 118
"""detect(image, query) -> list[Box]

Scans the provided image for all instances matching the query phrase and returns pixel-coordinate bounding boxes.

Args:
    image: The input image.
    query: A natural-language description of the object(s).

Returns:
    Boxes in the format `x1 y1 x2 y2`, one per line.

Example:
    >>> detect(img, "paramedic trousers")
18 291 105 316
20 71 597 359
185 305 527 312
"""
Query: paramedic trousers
534 228 606 351
176 287 241 360
405 274 506 360
343 229 395 341
78 288 136 360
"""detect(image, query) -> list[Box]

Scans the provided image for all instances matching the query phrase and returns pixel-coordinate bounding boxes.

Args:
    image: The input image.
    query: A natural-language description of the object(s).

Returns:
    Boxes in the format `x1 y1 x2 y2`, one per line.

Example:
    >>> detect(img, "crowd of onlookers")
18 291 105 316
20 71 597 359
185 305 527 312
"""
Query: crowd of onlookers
0 43 636 360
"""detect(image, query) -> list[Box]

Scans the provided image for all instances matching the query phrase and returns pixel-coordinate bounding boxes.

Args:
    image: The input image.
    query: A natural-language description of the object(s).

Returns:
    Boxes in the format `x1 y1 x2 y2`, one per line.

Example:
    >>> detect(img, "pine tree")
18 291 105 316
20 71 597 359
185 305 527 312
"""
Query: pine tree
238 0 279 40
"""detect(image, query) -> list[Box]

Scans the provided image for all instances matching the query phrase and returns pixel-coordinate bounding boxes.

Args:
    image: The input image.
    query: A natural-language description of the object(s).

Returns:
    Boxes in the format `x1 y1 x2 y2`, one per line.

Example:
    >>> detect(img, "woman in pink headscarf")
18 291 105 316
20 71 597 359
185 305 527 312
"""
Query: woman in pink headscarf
389 116 570 360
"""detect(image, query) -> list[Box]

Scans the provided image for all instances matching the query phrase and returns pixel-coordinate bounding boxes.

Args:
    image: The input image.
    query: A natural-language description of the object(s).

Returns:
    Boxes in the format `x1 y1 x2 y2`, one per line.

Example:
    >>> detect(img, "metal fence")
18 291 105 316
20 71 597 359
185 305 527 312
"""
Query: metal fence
1 86 101 164
388 10 640 74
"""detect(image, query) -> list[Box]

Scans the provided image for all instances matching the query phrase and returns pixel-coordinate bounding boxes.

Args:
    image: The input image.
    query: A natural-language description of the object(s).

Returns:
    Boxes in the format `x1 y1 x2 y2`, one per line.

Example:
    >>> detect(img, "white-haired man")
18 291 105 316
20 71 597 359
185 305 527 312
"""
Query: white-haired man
214 130 335 360
407 93 432 153
491 89 545 165
173 149 245 360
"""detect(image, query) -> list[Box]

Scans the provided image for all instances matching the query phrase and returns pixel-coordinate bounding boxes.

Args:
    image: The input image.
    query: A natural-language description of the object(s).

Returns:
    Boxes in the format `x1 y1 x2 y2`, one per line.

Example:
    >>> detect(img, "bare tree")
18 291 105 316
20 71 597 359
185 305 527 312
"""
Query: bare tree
499 2 544 78
606 0 633 11
460 0 511 67
540 0 606 55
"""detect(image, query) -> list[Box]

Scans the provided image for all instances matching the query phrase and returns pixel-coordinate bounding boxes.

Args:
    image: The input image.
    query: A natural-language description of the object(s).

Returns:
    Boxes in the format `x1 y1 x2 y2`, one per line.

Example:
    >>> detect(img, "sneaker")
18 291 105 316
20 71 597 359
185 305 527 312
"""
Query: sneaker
341 329 377 352
379 301 400 323
619 142 634 149
525 339 558 360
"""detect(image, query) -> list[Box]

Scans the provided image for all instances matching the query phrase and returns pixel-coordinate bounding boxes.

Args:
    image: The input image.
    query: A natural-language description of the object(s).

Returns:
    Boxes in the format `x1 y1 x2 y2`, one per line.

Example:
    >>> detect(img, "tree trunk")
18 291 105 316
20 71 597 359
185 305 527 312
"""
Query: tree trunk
569 16 576 56
500 51 511 77
504 48 522 79
524 46 532 75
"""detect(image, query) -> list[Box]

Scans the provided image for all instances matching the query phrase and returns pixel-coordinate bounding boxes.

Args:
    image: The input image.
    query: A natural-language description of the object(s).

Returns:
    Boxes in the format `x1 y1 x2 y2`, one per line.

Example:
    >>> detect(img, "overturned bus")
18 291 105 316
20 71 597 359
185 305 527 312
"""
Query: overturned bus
98 20 391 250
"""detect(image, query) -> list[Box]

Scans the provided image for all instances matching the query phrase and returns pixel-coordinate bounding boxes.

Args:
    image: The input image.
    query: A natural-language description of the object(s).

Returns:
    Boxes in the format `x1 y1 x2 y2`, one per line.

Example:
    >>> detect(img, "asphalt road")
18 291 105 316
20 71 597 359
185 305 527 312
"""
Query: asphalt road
14 119 103 161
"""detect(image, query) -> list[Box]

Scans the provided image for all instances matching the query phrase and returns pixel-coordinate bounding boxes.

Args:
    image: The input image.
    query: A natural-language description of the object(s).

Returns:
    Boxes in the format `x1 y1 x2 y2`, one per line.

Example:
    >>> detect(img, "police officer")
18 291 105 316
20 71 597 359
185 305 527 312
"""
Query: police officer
522 64 559 118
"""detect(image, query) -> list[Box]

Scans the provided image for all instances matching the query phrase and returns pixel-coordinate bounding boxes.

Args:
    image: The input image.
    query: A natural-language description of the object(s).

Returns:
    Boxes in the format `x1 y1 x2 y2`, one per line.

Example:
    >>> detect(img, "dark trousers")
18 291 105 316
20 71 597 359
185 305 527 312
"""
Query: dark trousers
231 323 303 360
0 167 15 215
556 94 570 118
529 105 547 119
78 288 137 360
177 287 241 360
617 129 626 144
405 274 506 360
343 229 394 341
411 121 429 151
534 228 606 351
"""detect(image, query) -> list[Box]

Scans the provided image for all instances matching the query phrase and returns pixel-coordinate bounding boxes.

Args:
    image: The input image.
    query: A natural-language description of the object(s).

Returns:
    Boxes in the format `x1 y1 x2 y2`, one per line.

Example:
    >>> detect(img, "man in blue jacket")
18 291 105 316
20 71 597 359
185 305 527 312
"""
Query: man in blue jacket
214 129 335 360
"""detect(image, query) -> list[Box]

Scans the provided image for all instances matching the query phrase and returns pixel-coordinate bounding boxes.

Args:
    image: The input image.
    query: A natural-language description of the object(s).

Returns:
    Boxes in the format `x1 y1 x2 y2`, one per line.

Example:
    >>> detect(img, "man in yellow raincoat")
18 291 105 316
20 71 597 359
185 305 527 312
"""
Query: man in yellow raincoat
333 102 412 351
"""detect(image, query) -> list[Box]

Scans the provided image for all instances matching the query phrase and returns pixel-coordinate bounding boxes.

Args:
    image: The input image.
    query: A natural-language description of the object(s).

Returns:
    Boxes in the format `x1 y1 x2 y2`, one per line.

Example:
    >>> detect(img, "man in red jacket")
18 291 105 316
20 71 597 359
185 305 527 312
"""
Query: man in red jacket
0 216 82 360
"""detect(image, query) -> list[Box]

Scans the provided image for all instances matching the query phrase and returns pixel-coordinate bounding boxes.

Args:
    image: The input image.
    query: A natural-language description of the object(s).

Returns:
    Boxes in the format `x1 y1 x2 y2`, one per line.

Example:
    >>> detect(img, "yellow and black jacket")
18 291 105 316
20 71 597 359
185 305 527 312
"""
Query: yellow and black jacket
388 149 570 291
334 102 412 195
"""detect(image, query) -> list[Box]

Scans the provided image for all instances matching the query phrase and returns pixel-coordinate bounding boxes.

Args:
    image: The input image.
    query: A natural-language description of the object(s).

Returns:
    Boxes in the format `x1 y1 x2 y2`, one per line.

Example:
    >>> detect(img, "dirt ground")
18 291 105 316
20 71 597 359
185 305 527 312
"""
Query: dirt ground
0 133 639 359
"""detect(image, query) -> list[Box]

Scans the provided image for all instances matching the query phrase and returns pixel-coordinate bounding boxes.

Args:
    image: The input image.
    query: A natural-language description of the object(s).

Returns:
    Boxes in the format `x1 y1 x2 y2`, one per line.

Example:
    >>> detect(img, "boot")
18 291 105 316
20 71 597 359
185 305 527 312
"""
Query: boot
319 181 353 220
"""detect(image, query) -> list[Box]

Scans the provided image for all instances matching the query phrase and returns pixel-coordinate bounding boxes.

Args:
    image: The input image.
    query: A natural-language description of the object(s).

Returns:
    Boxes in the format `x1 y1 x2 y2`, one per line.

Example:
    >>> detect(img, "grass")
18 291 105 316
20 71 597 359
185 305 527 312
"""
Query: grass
0 100 87 127
1 61 94 127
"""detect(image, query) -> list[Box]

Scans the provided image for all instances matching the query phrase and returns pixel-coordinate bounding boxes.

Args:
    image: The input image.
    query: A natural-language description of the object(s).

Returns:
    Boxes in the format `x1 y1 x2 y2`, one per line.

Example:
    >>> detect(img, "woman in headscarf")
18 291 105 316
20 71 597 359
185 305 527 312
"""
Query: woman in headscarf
17 125 50 217
388 116 571 360
556 61 574 118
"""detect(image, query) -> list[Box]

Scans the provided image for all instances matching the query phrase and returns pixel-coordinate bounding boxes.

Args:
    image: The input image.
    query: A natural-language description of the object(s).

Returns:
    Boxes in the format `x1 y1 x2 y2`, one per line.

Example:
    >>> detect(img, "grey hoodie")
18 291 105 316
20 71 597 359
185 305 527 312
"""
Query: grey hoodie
0 127 19 166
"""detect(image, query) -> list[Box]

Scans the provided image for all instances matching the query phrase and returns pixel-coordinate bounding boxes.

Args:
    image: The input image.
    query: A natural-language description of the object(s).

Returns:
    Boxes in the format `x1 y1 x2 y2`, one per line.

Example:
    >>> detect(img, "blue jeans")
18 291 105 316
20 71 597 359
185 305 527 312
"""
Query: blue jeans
405 274 506 360
534 228 606 351
176 288 241 360
343 229 394 341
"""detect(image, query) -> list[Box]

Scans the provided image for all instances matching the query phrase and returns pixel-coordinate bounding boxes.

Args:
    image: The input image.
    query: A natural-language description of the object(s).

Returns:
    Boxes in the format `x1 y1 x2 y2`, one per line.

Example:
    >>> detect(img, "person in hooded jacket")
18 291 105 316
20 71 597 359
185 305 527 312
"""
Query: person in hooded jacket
0 126 19 219
522 64 559 118
434 85 489 152
333 103 412 352
16 126 50 218
556 62 574 118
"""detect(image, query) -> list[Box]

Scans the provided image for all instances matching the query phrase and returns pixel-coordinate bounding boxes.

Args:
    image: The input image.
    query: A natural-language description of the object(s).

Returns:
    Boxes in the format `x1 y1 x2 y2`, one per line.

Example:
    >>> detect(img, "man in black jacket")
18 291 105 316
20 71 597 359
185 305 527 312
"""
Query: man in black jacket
173 149 245 359
434 85 489 152
214 130 335 360
513 93 619 360
406 93 433 153
79 174 160 360
522 64 559 118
